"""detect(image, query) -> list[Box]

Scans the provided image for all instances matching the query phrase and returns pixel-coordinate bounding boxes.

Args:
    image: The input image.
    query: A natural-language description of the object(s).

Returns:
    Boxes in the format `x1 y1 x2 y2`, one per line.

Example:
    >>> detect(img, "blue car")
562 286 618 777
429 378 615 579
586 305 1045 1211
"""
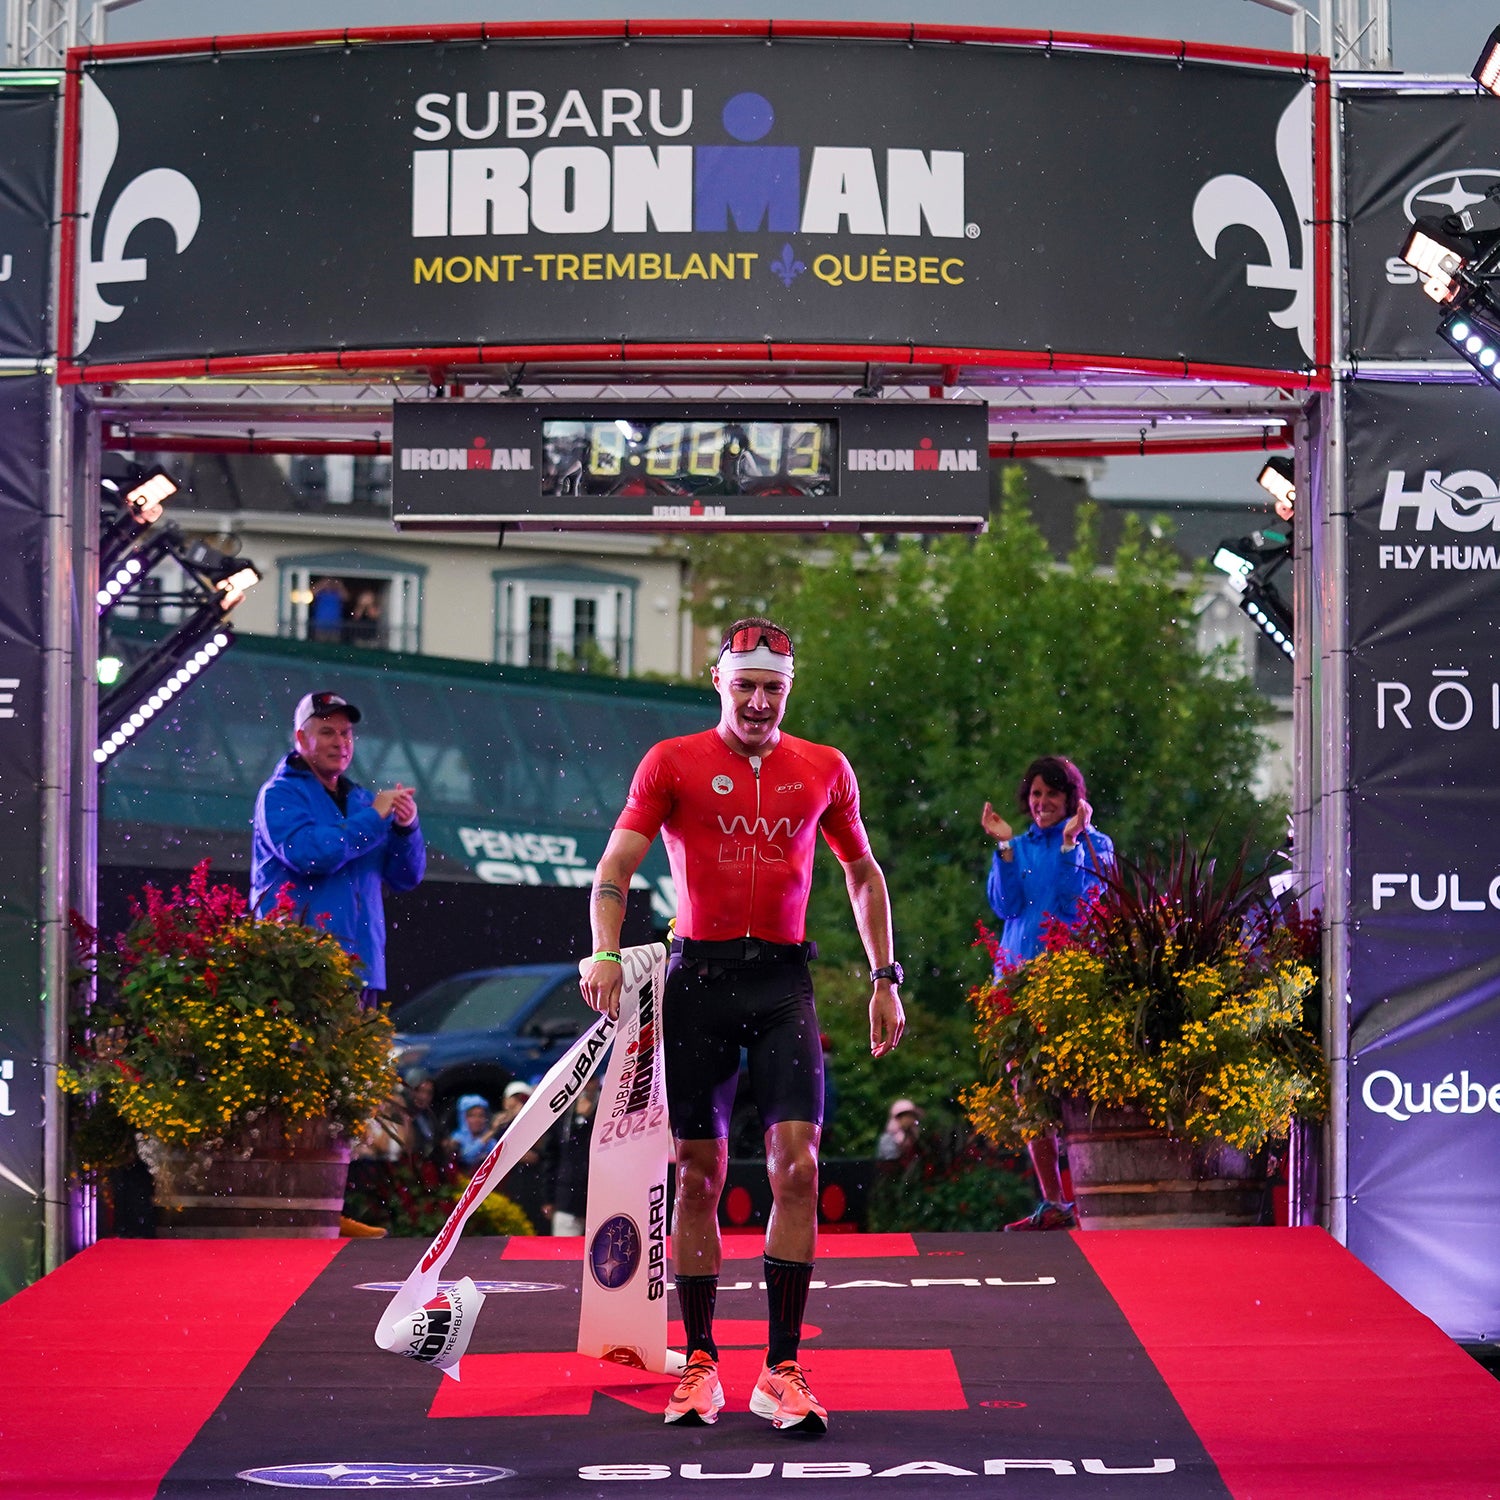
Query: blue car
391 963 593 1125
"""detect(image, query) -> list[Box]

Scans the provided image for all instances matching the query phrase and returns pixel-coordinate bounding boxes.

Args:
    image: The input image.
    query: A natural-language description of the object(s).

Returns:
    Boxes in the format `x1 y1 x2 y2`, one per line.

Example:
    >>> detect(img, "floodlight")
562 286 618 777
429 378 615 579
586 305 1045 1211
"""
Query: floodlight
96 529 176 617
1242 584 1295 658
1213 546 1256 582
96 615 236 760
96 655 124 686
1438 295 1500 384
1400 218 1471 304
1474 24 1500 95
1213 529 1293 659
1256 455 1297 523
123 469 177 524
217 565 261 608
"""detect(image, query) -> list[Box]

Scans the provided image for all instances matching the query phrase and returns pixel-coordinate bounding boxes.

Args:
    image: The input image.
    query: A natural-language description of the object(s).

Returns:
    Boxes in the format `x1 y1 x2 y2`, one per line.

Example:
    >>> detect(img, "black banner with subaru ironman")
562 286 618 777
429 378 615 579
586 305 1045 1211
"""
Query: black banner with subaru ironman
0 86 57 358
70 36 1314 374
1343 91 1500 363
1344 380 1500 1342
391 400 989 530
0 374 49 1299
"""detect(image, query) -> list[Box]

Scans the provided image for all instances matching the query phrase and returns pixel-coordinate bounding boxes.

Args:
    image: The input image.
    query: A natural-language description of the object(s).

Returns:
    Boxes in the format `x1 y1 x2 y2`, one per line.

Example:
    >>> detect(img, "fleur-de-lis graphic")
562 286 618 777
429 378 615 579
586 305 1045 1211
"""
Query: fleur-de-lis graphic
76 75 202 354
770 242 806 288
1192 90 1313 361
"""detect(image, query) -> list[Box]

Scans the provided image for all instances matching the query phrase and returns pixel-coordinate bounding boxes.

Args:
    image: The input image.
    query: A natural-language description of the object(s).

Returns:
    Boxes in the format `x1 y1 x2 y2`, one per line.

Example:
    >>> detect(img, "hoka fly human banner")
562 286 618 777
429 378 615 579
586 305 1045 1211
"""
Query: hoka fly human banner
0 374 49 1299
68 31 1317 374
1344 380 1500 1341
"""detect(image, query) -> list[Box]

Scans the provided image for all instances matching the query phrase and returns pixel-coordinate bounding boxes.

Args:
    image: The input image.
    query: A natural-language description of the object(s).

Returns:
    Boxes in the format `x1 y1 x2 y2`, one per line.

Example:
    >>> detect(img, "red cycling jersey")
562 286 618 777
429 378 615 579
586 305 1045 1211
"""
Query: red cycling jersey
616 728 871 944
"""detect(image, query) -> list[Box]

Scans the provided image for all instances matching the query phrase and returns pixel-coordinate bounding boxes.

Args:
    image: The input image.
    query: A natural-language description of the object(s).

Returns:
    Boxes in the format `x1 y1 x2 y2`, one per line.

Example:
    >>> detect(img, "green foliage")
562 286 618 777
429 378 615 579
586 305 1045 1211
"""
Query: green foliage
964 843 1326 1152
866 1120 1035 1233
344 1157 534 1237
815 964 978 1158
673 468 1281 999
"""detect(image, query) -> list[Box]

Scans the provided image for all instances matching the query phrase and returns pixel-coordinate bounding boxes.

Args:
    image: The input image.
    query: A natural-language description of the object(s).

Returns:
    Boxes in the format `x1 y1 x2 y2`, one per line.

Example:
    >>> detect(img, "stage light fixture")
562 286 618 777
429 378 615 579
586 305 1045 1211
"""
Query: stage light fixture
123 469 177 524
1474 24 1500 95
1256 456 1297 523
1213 546 1256 582
99 466 178 575
96 655 123 686
1401 218 1472 304
96 529 176 617
1214 528 1293 660
1438 297 1500 384
1243 585 1295 658
217 565 261 608
95 621 235 762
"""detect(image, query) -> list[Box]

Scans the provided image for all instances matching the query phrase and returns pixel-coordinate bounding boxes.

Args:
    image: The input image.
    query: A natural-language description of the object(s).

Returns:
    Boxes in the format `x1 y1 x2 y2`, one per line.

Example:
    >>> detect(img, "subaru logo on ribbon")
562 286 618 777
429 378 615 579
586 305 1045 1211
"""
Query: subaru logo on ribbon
237 1462 515 1488
588 1213 642 1289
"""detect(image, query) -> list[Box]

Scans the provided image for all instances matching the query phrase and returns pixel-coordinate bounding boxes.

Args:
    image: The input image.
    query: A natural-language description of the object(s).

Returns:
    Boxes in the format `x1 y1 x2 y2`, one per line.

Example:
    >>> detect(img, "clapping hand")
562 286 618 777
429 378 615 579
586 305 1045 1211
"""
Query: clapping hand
1062 797 1092 849
980 801 1013 842
375 783 419 825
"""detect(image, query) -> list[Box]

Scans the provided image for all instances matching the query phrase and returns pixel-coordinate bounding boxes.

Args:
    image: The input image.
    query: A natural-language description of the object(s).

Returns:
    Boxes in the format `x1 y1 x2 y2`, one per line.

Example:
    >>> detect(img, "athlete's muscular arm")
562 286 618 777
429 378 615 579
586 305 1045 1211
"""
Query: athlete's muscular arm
581 828 652 1020
840 852 906 1058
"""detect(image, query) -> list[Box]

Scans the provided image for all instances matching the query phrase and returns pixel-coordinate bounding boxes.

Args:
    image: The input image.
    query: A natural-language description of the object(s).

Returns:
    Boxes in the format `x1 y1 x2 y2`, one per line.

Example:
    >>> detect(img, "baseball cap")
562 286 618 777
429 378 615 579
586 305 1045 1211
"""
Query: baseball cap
503 1080 533 1102
294 690 362 732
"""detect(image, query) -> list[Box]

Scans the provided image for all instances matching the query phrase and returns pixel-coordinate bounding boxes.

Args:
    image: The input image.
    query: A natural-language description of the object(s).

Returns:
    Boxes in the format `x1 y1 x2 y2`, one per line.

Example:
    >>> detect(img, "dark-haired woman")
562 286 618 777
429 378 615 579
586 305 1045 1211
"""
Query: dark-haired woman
980 754 1115 1231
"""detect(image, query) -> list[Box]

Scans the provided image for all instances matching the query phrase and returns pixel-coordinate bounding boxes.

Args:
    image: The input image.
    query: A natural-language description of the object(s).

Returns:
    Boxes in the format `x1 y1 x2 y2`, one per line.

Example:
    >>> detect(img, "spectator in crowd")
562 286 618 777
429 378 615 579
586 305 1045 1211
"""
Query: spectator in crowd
449 1093 499 1169
981 754 1115 1232
403 1075 441 1163
495 1079 550 1231
876 1098 924 1162
251 690 425 1009
308 576 347 643
349 587 382 647
546 1075 601 1236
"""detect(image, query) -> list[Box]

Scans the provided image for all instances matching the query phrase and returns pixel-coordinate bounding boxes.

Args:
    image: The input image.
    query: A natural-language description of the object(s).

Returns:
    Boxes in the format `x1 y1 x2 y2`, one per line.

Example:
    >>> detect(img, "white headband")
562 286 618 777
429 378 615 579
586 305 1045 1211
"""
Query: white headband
718 645 795 677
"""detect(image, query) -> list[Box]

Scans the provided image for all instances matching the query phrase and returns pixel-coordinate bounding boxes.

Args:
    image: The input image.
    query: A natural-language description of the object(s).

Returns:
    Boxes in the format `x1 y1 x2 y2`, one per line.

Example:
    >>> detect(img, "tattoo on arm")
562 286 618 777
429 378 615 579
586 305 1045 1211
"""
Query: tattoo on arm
593 880 625 909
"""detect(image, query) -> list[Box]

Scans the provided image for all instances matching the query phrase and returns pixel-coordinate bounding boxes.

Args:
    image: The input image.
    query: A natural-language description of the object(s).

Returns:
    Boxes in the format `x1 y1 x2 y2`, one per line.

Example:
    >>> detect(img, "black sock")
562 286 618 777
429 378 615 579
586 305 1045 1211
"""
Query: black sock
764 1254 814 1367
675 1273 719 1361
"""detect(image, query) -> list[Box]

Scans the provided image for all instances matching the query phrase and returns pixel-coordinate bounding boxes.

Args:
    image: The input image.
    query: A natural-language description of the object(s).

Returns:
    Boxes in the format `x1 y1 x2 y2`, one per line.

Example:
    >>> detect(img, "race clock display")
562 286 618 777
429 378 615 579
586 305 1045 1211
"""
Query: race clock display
392 399 988 532
540 416 836 499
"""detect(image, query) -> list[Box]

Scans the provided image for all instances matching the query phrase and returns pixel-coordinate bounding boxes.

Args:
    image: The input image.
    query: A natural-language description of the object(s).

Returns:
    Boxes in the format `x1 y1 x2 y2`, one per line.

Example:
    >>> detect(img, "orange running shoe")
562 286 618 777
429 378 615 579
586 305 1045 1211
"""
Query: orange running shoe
664 1350 725 1426
749 1356 828 1435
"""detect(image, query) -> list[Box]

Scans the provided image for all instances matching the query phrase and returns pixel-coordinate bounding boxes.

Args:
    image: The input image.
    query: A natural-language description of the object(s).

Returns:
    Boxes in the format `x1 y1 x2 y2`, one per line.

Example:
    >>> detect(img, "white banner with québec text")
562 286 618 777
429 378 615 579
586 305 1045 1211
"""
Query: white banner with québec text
374 942 669 1380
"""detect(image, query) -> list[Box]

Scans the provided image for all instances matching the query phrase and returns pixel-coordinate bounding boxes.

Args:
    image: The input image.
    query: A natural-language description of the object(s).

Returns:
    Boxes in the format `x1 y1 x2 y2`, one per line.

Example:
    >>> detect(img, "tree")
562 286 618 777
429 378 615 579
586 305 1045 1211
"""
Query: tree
674 466 1282 1004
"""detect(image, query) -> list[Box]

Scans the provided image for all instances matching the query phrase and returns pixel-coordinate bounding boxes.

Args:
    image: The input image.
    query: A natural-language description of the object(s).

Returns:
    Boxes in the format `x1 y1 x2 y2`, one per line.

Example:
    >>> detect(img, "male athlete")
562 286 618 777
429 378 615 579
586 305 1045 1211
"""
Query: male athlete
580 617 905 1437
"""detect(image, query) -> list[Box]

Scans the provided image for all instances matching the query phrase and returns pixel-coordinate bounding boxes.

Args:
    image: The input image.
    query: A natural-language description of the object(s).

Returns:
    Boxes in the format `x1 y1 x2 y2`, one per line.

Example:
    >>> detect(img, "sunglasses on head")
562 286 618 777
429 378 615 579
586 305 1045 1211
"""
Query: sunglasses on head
725 625 793 655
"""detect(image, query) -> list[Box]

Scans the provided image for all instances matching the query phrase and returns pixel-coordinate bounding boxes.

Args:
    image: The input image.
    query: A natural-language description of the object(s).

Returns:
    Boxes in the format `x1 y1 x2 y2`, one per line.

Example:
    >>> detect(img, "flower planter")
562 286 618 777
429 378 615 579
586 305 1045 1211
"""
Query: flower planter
1060 1099 1269 1230
147 1116 351 1239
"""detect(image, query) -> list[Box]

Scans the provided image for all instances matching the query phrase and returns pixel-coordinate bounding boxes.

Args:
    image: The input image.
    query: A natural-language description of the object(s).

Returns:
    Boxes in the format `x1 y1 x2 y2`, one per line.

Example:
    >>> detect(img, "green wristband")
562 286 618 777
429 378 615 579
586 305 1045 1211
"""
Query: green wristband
592 950 622 964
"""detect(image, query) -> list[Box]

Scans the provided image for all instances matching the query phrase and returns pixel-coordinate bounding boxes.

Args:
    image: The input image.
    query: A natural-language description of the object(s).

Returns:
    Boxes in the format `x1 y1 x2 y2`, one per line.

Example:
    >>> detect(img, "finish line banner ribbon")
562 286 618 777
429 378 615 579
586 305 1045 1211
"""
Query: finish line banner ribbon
576 942 678 1374
373 943 666 1380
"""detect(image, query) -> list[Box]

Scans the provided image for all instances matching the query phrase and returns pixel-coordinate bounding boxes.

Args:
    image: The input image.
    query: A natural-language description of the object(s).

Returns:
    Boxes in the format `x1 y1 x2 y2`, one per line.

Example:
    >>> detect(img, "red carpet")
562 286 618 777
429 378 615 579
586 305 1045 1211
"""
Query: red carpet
0 1230 1495 1498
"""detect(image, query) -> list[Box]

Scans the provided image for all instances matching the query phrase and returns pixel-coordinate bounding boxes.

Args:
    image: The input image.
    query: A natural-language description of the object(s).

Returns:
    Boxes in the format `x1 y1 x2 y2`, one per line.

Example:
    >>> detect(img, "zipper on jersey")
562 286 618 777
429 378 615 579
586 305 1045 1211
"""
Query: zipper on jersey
746 754 762 936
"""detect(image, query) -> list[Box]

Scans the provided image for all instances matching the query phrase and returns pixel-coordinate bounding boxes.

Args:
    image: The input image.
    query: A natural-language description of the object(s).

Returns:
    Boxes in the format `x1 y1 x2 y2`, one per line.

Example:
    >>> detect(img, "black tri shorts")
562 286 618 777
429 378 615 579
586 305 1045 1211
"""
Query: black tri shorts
662 951 824 1142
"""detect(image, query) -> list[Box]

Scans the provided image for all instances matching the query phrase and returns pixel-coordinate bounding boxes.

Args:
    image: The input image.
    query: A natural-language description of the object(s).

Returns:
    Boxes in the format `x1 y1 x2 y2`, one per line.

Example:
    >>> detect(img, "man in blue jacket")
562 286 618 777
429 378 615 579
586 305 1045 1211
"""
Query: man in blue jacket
251 690 426 1006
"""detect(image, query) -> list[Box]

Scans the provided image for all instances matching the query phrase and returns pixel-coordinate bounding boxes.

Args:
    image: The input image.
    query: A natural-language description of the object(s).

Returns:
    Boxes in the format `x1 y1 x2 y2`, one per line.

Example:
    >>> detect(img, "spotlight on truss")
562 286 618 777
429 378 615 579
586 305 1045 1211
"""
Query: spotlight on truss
1213 528 1294 659
1400 218 1475 305
1438 297 1500 384
1474 24 1500 95
1256 455 1296 523
216 565 261 609
95 614 236 764
96 529 176 617
1242 586 1295 659
99 466 178 575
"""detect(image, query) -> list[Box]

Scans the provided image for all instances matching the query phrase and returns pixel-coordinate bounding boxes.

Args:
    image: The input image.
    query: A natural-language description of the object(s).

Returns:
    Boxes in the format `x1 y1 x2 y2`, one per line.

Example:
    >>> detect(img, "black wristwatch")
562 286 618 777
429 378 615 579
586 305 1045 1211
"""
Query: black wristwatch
870 963 904 985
